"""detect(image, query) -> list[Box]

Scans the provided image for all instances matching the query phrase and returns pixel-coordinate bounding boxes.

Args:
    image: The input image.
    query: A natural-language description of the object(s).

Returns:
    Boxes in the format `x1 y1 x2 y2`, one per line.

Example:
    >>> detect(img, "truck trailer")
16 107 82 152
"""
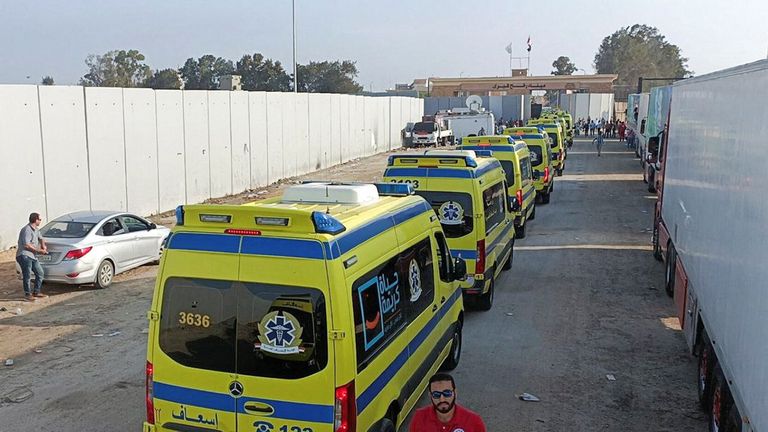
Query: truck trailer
653 60 768 432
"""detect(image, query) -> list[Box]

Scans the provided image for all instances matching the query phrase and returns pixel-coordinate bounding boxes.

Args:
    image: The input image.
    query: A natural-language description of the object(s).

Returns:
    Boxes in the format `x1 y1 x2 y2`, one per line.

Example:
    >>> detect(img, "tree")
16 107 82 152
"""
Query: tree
235 53 291 91
179 55 235 90
296 60 363 93
41 76 54 85
143 68 182 89
551 56 577 75
594 24 691 96
79 49 152 87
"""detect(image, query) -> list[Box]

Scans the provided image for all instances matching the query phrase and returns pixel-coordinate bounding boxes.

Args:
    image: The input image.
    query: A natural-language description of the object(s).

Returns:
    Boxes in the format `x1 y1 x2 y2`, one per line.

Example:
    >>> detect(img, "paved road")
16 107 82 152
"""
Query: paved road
0 138 707 431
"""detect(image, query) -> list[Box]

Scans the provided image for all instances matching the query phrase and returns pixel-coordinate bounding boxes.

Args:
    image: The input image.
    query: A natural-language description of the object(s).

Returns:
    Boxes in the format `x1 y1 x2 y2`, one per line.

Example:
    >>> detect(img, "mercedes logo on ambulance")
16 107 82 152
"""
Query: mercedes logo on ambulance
229 381 244 397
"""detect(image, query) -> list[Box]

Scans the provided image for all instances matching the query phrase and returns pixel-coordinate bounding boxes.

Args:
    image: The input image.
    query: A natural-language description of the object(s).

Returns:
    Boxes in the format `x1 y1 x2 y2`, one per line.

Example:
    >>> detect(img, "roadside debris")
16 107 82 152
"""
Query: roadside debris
108 331 121 337
505 312 514 316
519 392 541 402
606 374 617 381
5 358 14 366
14 307 23 315
91 333 104 337
2 386 34 403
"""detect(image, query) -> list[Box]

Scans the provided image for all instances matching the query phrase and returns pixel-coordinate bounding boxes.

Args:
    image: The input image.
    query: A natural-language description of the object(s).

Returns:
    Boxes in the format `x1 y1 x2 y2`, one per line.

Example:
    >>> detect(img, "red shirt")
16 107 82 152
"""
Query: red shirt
409 404 486 432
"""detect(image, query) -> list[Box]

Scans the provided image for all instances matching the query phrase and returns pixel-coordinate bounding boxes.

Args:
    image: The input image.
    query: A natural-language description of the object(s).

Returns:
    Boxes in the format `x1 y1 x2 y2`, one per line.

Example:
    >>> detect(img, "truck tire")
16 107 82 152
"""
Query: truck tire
477 273 495 311
724 404 742 432
696 335 716 411
665 245 676 298
652 225 663 261
647 169 656 192
709 368 728 432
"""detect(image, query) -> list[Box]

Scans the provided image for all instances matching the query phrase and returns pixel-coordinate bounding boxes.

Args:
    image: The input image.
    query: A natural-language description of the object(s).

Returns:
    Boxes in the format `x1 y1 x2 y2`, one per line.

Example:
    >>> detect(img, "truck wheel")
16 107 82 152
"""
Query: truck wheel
724 404 742 432
477 274 495 311
696 336 716 411
652 225 663 261
647 170 656 192
709 368 728 432
440 321 463 371
665 245 676 298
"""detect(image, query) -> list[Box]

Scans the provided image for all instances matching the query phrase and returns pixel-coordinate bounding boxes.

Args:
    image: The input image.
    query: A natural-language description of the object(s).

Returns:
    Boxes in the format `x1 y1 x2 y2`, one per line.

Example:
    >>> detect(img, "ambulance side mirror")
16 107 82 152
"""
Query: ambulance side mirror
452 257 468 281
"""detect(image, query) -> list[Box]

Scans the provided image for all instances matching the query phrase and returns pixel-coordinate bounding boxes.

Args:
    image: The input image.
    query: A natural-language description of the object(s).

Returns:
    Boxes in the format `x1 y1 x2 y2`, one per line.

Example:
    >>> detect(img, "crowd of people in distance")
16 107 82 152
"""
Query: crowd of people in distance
575 117 627 141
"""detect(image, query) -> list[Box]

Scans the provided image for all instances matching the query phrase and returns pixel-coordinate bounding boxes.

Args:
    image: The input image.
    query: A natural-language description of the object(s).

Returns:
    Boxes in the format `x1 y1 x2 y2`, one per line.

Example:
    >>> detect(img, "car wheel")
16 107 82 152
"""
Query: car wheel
440 321 463 371
665 244 676 298
477 273 495 311
95 260 114 289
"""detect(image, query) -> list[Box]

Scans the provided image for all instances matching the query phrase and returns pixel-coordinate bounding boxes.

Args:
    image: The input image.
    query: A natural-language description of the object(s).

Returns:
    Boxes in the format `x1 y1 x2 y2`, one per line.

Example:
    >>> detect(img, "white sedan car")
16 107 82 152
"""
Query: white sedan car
16 211 170 288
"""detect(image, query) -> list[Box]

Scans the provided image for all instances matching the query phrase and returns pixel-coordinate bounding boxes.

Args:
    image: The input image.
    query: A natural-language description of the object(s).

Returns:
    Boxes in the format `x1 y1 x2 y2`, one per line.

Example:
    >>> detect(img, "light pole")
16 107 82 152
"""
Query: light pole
292 0 298 93
577 68 588 75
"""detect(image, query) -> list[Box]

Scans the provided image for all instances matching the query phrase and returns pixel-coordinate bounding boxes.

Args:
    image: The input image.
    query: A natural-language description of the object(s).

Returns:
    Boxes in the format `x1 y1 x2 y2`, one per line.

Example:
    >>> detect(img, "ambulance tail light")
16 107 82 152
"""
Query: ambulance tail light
334 380 356 432
476 239 486 275
516 190 524 208
543 167 550 183
146 361 155 425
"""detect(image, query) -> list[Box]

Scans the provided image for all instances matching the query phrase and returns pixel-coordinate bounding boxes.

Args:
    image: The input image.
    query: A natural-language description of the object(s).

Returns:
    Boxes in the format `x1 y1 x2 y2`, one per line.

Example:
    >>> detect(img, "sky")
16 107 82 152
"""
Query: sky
1 0 766 90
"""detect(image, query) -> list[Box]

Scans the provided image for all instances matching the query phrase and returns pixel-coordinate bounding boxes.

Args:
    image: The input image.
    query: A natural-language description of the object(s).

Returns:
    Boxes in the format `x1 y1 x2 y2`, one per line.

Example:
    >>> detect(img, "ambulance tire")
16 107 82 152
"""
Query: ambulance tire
529 205 536 221
515 220 527 239
556 168 564 176
541 191 551 204
377 419 396 432
502 240 513 271
477 274 495 311
665 245 676 298
440 321 463 371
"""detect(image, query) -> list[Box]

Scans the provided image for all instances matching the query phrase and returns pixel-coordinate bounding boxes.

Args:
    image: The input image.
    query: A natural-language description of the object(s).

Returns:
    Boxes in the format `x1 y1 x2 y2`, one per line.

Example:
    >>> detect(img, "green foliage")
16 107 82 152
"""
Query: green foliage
179 55 235 90
594 24 691 93
235 53 291 91
79 49 152 87
551 56 577 75
41 76 54 85
296 60 363 94
144 68 182 89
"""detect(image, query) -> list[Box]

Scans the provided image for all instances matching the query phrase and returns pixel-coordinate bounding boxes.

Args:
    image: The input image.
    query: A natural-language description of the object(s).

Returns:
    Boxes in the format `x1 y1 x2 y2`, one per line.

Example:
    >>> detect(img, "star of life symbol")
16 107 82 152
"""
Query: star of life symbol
408 259 422 302
257 311 303 355
439 201 463 225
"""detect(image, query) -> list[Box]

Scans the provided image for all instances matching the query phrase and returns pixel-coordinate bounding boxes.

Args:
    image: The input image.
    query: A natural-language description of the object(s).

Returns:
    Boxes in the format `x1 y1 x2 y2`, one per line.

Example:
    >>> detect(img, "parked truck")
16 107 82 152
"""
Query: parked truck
410 116 453 147
652 60 768 432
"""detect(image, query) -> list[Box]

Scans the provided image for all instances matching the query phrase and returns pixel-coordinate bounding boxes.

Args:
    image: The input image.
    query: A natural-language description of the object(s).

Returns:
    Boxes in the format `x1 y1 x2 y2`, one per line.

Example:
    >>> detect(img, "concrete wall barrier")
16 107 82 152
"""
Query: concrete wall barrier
0 86 423 249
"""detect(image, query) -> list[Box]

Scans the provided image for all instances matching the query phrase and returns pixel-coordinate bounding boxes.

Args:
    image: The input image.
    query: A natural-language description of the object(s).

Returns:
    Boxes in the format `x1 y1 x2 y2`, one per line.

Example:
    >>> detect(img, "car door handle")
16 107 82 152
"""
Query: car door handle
440 296 446 304
243 401 274 415
432 304 438 312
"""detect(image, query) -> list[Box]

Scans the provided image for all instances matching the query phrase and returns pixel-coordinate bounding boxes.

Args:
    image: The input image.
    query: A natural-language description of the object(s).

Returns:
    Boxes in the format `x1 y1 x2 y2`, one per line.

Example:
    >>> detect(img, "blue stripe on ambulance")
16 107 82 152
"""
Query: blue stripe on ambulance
522 189 534 202
460 145 515 153
449 249 477 260
168 233 241 253
152 382 334 423
356 288 462 413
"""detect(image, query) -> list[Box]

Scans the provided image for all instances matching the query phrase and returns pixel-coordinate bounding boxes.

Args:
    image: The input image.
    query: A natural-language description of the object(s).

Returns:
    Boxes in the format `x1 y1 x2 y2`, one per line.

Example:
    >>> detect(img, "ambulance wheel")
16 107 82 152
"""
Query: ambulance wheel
477 275 494 311
665 244 676 298
502 241 513 270
95 260 114 289
377 419 396 432
529 205 536 220
515 220 527 239
541 192 551 204
556 168 564 176
440 321 463 371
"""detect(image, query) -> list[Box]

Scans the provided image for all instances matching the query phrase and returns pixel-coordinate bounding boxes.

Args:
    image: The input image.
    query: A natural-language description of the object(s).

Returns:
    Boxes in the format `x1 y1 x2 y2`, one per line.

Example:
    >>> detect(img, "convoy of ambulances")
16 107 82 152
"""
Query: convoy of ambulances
144 182 468 432
526 118 566 176
458 135 537 238
503 127 555 204
382 150 516 311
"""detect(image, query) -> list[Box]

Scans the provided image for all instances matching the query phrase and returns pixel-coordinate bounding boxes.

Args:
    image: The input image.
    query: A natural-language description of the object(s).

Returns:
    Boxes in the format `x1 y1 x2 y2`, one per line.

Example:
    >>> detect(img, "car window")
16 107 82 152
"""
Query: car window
40 221 96 238
121 215 149 232
159 277 329 379
97 218 125 237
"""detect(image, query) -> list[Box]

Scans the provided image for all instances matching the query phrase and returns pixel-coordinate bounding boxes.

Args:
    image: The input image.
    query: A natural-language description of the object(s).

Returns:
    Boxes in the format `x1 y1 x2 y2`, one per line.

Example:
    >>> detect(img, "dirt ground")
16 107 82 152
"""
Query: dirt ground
0 141 707 431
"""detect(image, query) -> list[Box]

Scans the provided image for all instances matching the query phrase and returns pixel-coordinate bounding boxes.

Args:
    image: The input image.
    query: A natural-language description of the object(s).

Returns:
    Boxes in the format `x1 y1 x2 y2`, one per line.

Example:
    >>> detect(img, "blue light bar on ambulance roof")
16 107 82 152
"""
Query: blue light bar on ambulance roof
374 183 414 197
311 211 346 235
473 150 494 158
175 205 185 225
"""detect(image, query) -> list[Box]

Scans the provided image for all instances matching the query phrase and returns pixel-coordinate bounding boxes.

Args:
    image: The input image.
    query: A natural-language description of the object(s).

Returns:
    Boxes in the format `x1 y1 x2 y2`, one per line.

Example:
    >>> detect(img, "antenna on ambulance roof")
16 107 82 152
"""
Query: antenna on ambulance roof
325 185 331 214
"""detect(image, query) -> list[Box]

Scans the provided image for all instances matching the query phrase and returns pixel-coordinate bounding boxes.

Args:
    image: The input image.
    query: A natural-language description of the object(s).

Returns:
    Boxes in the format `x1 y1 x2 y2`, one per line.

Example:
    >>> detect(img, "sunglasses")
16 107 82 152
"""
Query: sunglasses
430 389 454 399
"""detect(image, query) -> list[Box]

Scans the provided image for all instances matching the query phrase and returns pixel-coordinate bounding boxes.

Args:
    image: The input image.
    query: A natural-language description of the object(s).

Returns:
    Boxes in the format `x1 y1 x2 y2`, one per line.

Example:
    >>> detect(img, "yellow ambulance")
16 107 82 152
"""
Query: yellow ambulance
504 127 555 204
527 118 566 176
458 135 536 238
382 150 516 311
144 182 467 432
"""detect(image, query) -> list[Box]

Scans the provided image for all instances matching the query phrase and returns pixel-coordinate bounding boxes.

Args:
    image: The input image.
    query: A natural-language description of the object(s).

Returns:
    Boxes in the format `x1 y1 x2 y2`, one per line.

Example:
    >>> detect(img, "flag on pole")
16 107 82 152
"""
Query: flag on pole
505 42 513 54
526 36 532 52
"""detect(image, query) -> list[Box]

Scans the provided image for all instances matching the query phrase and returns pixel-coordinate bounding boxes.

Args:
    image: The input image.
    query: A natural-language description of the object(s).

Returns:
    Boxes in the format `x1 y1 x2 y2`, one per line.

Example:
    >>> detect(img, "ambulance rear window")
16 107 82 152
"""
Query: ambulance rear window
159 278 328 379
528 146 544 166
499 161 515 185
415 191 474 238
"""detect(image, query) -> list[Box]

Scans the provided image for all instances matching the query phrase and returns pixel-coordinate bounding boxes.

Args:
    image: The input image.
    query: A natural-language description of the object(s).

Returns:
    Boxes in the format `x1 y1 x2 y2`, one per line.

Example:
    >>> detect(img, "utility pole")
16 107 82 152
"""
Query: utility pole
292 0 298 93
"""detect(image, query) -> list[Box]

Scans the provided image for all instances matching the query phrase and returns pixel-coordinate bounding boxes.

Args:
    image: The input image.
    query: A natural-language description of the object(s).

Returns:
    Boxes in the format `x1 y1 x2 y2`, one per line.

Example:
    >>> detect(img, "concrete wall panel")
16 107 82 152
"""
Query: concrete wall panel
0 86 46 249
338 95 351 163
575 94 590 120
248 92 268 188
266 92 284 183
123 88 158 215
183 91 210 203
38 86 91 219
354 96 366 159
85 87 126 212
281 93 297 178
294 93 310 175
155 90 186 211
208 91 232 198
230 91 250 193
329 94 342 165
308 93 331 171
588 94 602 120
389 98 401 150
